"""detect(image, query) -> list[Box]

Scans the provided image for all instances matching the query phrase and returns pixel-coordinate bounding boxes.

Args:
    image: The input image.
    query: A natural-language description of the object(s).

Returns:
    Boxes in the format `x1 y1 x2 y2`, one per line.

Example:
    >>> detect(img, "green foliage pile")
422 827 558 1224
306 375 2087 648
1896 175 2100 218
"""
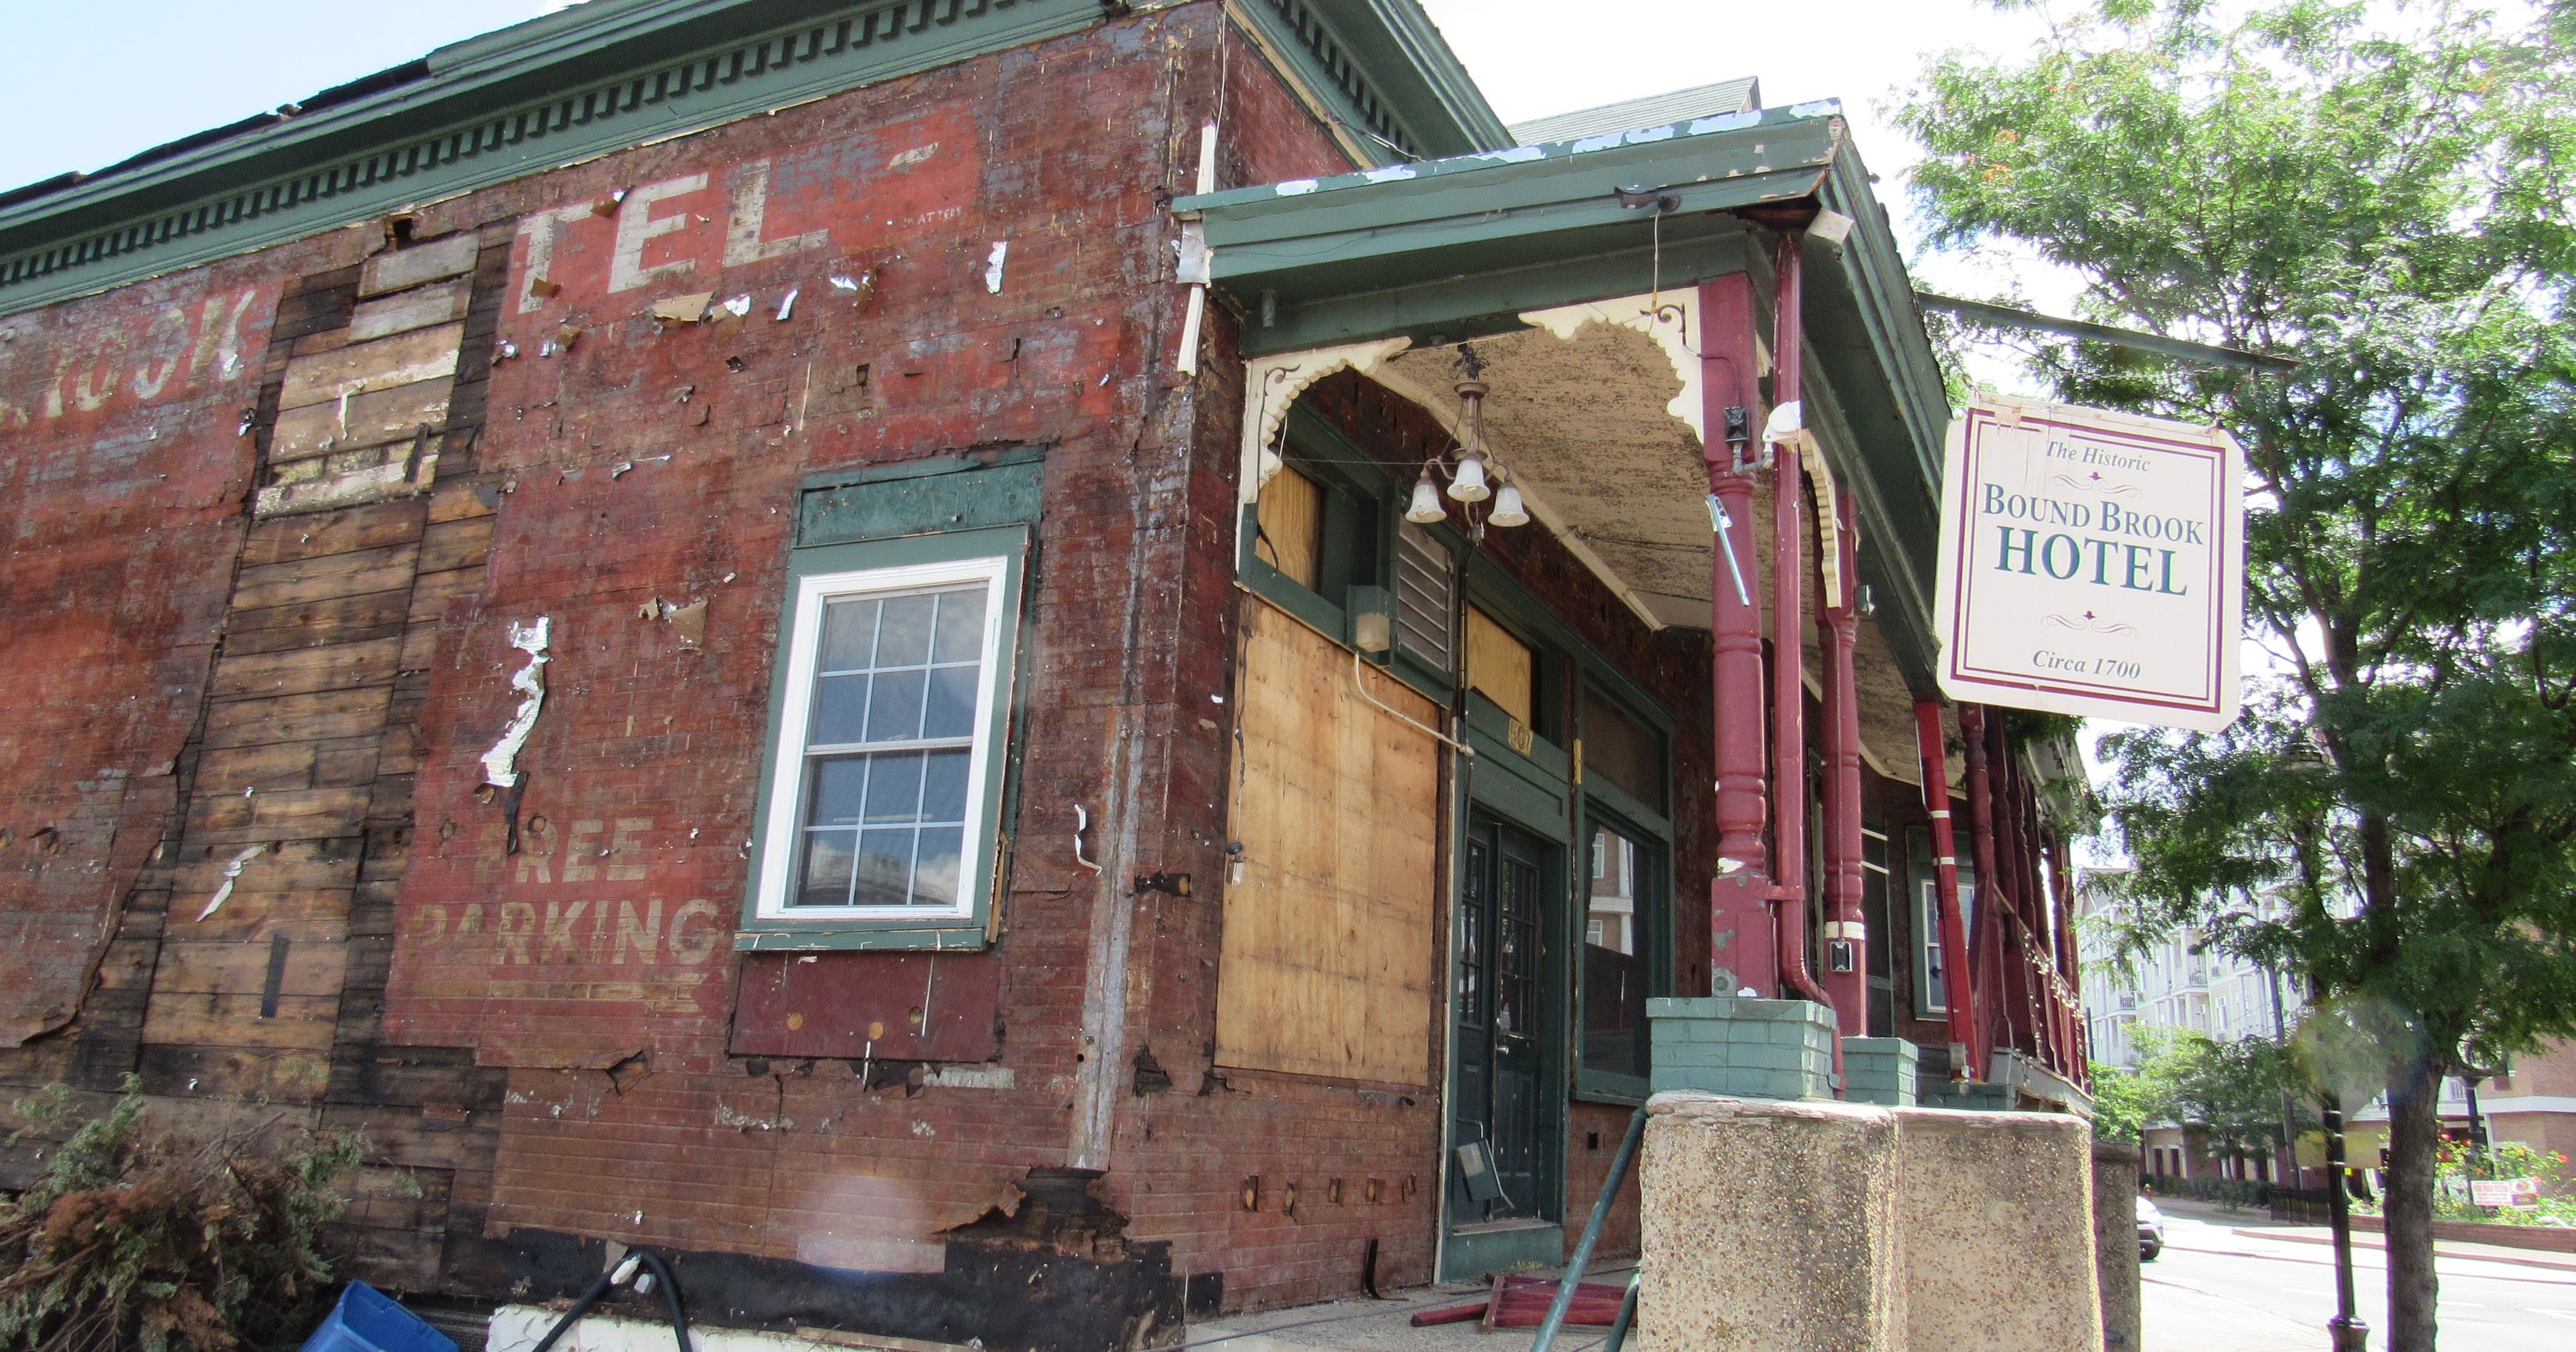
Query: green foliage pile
0 1079 361 1352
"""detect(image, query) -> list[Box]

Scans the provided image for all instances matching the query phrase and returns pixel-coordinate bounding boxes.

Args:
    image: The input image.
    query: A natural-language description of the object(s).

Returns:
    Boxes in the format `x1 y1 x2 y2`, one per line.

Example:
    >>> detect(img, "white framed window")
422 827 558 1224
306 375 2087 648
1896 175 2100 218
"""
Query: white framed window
739 526 1027 951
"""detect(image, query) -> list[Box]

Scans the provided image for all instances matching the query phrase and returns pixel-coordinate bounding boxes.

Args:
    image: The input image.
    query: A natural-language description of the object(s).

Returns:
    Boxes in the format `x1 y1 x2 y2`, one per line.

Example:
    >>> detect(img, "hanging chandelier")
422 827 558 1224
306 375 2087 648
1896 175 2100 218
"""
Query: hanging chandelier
1408 355 1529 538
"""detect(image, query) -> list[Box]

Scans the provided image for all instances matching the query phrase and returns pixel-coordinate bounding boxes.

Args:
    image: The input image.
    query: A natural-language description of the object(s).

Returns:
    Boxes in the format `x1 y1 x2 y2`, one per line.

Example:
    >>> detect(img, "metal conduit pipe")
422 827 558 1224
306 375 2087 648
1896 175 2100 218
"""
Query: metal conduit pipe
1913 701 1986 1082
1765 237 1838 1072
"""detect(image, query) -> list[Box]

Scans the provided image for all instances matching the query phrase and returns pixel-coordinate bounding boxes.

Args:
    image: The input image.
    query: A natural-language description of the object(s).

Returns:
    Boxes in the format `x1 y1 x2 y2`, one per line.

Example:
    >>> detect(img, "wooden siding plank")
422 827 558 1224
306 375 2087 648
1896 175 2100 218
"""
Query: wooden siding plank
278 323 464 411
210 636 405 702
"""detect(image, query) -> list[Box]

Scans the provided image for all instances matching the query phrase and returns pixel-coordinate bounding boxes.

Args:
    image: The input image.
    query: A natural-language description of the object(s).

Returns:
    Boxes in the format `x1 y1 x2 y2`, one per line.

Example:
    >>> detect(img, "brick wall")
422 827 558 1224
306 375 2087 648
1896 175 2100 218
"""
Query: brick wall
0 0 1786 1330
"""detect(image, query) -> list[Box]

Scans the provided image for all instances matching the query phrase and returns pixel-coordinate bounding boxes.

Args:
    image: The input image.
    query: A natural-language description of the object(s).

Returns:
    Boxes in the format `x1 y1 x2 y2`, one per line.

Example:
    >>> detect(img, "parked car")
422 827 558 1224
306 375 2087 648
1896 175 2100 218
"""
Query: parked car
2137 1195 2167 1261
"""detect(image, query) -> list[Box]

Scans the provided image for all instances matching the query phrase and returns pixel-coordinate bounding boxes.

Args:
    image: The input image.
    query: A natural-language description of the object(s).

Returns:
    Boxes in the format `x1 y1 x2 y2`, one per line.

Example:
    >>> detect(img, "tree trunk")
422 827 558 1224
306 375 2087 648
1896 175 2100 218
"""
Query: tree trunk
2383 1049 2444 1350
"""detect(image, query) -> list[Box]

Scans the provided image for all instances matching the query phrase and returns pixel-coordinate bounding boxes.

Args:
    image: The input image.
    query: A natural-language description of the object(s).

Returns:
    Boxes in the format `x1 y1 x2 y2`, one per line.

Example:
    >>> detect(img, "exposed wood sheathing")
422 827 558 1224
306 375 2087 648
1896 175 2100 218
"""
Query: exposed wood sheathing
2 225 517 1288
1215 601 1438 1086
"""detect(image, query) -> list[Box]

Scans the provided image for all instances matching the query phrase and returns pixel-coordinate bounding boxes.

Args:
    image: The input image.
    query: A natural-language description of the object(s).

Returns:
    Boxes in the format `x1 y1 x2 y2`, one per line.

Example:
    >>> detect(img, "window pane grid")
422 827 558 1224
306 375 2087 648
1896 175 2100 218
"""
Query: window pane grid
791 579 989 912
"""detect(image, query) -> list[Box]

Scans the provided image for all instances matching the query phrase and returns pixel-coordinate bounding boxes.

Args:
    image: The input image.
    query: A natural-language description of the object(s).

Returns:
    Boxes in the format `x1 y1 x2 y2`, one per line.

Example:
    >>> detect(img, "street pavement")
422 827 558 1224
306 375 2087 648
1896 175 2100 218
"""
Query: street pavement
2145 1201 2576 1350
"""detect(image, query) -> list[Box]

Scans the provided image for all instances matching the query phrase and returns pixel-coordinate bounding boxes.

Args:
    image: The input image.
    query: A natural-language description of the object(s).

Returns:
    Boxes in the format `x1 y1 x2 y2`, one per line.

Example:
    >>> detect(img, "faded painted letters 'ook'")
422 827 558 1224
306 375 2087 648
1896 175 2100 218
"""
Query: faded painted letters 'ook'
1933 398 2244 731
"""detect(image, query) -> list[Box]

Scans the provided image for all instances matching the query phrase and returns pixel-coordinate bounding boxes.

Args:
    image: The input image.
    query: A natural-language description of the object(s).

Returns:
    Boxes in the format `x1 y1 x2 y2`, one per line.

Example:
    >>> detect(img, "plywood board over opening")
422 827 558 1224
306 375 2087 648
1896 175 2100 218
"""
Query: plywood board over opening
1216 600 1442 1085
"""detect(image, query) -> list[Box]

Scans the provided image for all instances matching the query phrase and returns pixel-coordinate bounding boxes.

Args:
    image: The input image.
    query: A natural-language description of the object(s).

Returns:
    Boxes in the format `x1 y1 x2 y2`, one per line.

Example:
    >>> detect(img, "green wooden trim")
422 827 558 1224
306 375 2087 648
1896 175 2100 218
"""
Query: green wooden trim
0 0 1103 315
737 925 989 952
735 519 1030 952
799 447 1046 546
1462 693 1569 779
1462 721 1569 842
1179 105 1838 353
1230 0 1509 164
1236 220 1758 357
1580 777 1669 843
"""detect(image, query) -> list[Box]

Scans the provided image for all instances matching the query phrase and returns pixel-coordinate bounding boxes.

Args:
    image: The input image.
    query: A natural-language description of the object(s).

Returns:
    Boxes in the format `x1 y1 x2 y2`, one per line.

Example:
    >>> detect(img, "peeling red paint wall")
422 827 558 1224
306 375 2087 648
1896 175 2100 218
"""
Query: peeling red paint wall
0 266 283 1048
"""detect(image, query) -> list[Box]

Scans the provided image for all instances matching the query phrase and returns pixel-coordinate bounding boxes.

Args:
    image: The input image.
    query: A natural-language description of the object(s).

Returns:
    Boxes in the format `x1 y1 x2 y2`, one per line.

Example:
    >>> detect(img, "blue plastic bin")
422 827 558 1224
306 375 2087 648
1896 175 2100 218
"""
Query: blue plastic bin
298 1282 460 1352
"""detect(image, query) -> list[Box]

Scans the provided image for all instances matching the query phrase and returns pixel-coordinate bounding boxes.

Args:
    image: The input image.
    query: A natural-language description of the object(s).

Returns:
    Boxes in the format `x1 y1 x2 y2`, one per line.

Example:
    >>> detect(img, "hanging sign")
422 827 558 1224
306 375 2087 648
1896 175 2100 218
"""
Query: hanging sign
1933 398 2244 731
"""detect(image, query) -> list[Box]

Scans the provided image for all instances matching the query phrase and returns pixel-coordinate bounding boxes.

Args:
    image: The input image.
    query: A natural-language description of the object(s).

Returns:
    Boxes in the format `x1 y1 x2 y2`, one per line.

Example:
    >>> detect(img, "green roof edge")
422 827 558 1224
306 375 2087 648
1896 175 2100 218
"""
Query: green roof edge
0 0 1511 316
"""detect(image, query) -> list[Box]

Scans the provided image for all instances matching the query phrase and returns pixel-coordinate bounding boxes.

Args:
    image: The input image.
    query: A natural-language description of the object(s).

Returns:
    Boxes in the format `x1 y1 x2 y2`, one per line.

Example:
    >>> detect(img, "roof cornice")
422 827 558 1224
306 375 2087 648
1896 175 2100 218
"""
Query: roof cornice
0 0 1105 315
0 0 1513 315
1228 0 1509 163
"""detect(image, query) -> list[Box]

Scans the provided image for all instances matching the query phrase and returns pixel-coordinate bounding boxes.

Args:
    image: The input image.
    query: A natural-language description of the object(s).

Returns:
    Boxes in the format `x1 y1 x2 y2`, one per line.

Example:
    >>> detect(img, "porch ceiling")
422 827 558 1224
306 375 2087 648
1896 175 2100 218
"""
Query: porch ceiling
1186 101 1956 703
1364 322 1934 784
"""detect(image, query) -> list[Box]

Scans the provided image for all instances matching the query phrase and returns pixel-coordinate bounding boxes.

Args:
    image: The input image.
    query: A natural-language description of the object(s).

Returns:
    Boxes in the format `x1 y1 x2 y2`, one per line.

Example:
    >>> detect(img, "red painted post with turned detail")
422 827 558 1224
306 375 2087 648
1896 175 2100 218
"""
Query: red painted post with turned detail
1699 273 1774 998
1914 701 1985 1082
1822 489 1867 1035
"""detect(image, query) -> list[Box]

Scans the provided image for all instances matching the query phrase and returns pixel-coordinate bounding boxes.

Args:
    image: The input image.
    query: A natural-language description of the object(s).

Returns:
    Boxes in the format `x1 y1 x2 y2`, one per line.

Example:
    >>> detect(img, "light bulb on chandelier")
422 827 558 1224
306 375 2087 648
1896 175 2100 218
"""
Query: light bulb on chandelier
1488 482 1529 528
1447 452 1491 502
1406 470 1447 524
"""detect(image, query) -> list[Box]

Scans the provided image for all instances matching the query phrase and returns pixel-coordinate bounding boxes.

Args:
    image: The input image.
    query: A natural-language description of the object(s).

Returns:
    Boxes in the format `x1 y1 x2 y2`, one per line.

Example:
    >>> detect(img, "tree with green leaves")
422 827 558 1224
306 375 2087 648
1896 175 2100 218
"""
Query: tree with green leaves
1900 3 2576 1346
2091 1026 2309 1168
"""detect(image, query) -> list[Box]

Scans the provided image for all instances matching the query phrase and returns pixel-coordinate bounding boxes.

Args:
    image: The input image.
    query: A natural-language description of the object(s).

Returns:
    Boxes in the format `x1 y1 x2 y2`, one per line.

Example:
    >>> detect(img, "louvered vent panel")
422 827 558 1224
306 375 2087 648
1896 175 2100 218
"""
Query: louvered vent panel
1394 522 1455 673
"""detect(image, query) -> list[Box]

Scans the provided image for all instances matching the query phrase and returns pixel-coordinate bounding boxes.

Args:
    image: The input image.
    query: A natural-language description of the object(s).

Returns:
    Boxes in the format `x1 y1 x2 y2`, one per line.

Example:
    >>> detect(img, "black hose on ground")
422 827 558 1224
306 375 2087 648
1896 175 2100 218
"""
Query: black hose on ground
526 1249 691 1352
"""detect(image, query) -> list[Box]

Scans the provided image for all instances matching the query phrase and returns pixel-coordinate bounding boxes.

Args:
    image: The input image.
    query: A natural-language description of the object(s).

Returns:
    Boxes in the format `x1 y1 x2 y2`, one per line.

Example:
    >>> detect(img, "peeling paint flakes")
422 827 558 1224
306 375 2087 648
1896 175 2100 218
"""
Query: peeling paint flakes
1469 146 1546 164
650 292 714 324
1624 124 1678 145
1362 165 1417 183
195 843 269 921
1690 111 1765 135
982 241 1009 294
774 287 798 321
1570 133 1626 155
481 617 551 789
1274 179 1319 196
1789 99 1844 117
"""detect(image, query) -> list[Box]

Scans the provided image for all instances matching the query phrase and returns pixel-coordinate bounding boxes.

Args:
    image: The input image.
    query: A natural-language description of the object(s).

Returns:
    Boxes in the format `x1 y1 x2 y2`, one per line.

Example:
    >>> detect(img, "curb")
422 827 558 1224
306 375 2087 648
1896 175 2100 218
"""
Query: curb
2232 1227 2576 1276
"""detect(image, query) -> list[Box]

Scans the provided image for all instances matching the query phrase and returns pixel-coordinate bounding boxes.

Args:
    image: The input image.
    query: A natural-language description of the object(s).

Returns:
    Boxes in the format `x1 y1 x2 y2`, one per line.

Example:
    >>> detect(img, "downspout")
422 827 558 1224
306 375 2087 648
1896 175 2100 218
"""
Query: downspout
1765 236 1838 1077
1913 701 1984 1082
1821 489 1866 1036
1985 715 2037 1061
1699 273 1774 995
1959 704 2008 1071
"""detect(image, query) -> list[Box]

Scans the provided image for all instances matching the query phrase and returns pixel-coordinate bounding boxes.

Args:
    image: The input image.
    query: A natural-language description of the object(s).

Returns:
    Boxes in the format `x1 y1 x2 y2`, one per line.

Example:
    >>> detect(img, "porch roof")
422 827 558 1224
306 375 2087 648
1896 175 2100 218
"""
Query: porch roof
1181 103 1957 703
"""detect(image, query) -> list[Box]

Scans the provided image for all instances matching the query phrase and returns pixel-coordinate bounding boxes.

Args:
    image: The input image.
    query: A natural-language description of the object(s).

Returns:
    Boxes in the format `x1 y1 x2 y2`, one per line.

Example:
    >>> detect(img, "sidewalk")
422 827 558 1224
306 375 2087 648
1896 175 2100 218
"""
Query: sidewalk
2155 1197 2576 1275
1179 1264 1637 1352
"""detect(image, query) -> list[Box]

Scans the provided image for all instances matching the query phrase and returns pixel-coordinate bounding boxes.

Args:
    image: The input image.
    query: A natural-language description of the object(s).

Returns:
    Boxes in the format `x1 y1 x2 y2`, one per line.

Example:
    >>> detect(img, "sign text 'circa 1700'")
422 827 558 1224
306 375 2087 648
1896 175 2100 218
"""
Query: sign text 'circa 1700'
1933 398 2244 731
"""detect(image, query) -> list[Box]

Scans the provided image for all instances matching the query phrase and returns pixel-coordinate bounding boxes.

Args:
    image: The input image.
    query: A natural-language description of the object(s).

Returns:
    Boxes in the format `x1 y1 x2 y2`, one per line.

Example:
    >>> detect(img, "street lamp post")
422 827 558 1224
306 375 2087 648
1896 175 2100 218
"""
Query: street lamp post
2322 1092 2370 1350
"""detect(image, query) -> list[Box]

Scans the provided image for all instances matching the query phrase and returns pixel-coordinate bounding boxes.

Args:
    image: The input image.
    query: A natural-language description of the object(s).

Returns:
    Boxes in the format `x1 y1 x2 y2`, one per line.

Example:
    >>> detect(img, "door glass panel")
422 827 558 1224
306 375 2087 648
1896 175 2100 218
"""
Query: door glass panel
1583 822 1648 1078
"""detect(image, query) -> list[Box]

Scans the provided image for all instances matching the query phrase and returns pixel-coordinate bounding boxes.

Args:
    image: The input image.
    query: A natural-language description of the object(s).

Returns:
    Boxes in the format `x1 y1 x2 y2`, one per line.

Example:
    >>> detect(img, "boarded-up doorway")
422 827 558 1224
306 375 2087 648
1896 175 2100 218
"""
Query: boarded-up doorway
1214 600 1439 1085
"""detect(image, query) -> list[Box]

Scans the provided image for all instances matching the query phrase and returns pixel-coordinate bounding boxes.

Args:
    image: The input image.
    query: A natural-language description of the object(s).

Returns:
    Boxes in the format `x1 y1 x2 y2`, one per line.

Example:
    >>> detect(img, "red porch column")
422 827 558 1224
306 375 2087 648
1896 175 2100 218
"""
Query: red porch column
1699 272 1774 996
1822 489 1867 1035
1913 701 1985 1081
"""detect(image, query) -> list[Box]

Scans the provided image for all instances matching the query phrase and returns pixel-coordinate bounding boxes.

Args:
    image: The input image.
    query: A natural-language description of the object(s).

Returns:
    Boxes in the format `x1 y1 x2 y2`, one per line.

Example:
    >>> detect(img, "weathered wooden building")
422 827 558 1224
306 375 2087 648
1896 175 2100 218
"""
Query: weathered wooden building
0 2 2095 1348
